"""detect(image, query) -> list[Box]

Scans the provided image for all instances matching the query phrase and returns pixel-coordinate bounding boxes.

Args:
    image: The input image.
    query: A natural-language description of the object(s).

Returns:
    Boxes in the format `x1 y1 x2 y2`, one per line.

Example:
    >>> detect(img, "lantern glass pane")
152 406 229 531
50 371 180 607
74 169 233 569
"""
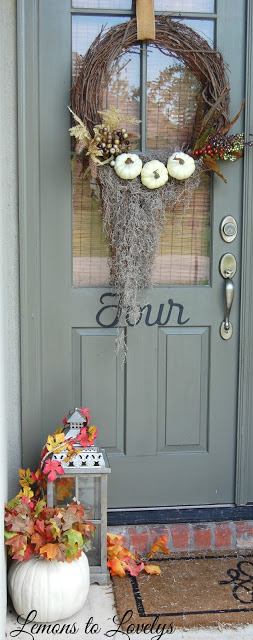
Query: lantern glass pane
52 477 76 507
86 523 101 567
79 476 101 520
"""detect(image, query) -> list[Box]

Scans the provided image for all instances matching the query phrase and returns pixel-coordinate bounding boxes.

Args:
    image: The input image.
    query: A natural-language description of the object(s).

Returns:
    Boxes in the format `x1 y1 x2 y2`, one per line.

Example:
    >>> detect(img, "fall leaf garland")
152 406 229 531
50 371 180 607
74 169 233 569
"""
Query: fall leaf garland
107 533 170 578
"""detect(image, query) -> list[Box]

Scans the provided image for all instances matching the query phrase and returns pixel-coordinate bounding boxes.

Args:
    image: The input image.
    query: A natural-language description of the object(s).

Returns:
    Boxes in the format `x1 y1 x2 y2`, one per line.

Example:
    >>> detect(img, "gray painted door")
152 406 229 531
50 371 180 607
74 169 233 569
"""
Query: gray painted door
21 0 246 508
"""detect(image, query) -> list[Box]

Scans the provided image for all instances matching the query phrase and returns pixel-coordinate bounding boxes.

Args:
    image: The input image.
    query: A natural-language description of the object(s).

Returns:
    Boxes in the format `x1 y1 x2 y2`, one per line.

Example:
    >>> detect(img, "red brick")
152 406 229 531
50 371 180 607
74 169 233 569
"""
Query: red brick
214 523 233 549
170 524 190 550
129 528 149 555
193 525 212 550
235 522 253 548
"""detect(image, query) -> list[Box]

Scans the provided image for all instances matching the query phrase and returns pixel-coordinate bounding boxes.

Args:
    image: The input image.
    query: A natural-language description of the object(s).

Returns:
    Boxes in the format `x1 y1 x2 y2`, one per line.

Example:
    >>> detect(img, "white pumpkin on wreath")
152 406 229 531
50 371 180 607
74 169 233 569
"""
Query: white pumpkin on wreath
114 153 143 179
167 151 196 180
141 159 168 189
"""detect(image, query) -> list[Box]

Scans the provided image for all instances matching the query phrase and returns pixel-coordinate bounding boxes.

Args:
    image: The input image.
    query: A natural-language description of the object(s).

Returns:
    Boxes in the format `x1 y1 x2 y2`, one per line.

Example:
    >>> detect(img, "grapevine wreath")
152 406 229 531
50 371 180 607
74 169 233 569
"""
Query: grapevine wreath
70 15 248 357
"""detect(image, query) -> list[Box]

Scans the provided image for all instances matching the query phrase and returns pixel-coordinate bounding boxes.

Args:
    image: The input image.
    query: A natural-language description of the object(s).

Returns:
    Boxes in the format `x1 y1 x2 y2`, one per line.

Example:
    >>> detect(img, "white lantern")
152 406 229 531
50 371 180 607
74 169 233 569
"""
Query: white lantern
47 408 111 584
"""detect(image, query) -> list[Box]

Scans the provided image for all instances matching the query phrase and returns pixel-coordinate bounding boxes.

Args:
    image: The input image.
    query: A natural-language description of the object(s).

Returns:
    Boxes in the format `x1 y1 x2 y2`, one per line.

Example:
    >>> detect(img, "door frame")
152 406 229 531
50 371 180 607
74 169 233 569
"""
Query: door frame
17 0 253 508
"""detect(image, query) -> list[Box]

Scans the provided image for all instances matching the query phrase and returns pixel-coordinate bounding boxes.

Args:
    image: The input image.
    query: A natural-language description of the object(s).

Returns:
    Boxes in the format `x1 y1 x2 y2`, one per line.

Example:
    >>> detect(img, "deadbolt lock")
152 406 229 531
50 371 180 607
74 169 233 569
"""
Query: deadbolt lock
220 216 238 242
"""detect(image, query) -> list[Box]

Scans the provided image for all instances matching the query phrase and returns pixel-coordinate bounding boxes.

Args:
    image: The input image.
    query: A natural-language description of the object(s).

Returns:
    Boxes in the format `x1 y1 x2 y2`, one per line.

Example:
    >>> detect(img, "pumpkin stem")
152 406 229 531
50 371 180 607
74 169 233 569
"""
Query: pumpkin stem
174 155 185 165
153 170 160 179
125 158 134 165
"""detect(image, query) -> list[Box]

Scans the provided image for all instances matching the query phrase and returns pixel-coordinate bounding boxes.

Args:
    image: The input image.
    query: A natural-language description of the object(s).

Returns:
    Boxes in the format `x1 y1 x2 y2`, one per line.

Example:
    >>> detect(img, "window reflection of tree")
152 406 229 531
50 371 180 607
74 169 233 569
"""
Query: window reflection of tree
147 63 201 149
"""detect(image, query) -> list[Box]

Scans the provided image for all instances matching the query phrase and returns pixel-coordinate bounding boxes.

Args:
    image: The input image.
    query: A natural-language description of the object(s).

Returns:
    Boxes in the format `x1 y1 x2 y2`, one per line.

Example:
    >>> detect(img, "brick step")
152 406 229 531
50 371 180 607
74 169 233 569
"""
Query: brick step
108 522 253 554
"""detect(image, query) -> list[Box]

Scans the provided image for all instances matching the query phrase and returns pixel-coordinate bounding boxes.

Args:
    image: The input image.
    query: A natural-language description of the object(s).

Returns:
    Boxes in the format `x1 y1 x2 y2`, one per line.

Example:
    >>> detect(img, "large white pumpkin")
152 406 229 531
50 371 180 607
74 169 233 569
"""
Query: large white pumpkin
8 551 90 622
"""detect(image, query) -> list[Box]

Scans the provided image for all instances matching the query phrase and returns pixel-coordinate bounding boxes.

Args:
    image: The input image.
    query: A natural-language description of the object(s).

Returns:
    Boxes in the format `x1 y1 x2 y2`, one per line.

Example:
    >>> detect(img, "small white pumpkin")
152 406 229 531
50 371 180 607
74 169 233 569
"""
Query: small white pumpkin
141 160 168 189
8 551 90 622
167 152 195 180
114 153 142 180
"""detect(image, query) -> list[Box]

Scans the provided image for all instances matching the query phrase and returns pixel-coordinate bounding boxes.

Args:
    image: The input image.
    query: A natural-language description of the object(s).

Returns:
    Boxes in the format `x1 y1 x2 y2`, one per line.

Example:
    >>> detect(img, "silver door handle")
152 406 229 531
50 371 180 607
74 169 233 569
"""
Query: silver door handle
220 278 234 339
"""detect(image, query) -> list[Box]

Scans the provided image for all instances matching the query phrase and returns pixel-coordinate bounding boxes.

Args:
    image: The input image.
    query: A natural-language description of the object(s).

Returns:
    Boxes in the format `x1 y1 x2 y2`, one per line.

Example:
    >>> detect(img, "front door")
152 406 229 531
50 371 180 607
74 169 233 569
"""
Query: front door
20 0 247 509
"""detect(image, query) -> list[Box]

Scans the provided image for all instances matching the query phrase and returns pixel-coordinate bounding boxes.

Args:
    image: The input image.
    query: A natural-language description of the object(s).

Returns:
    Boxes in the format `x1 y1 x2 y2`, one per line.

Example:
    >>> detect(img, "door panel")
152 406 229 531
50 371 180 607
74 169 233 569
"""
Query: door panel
157 327 209 451
22 0 246 508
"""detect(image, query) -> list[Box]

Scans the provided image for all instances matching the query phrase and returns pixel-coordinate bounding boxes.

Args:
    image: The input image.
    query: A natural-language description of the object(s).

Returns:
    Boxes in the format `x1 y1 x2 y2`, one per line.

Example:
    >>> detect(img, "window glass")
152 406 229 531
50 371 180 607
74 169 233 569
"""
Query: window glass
72 0 215 11
72 15 211 287
146 20 214 150
154 0 215 10
72 15 140 140
73 0 132 8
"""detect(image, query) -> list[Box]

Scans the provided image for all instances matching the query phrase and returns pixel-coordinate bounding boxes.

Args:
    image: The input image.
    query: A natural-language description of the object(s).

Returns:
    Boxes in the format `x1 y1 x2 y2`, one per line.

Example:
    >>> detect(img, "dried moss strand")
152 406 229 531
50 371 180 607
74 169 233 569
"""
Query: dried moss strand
98 150 203 341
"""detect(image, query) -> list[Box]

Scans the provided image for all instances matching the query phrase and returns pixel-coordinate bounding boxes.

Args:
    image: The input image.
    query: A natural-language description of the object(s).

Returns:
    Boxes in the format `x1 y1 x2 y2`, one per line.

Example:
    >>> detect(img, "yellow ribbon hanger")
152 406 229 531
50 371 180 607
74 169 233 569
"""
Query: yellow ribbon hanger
136 0 156 41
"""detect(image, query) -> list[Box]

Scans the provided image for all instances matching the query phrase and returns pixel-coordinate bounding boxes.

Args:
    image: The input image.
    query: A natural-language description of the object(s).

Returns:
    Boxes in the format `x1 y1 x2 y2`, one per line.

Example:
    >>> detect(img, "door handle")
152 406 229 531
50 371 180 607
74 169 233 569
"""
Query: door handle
220 279 234 339
219 253 236 340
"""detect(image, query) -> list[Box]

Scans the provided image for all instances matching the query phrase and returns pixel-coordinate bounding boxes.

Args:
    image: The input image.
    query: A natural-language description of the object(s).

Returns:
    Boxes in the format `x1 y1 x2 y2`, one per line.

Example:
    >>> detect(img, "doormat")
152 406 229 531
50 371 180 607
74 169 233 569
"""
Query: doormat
112 552 253 629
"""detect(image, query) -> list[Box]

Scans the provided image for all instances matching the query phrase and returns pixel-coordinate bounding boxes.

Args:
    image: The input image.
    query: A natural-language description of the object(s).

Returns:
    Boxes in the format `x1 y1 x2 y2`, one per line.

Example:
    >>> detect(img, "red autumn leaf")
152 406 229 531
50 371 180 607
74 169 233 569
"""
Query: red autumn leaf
31 468 43 484
34 519 47 537
32 522 53 552
67 503 86 517
24 543 34 561
124 558 145 577
5 534 27 560
149 535 170 558
31 533 46 553
5 512 34 536
20 495 34 507
76 427 89 447
43 459 65 482
37 506 55 521
80 407 91 421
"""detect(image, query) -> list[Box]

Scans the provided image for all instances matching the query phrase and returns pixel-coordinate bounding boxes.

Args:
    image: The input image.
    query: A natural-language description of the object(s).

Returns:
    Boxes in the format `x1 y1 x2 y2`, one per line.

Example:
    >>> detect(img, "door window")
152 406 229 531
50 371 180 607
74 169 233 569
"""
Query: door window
72 6 215 287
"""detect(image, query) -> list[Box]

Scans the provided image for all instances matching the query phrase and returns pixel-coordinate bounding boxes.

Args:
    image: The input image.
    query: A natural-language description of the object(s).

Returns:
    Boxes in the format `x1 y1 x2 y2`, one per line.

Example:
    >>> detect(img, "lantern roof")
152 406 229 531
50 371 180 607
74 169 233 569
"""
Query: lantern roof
67 408 86 424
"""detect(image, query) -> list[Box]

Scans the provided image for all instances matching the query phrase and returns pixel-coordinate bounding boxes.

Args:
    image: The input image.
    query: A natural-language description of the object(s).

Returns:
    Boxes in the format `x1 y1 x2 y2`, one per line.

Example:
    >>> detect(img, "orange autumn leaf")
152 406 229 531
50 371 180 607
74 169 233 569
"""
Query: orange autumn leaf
119 547 136 559
63 448 82 464
107 533 123 546
107 544 123 558
39 542 60 560
203 156 227 183
149 535 170 558
107 556 126 577
144 564 162 575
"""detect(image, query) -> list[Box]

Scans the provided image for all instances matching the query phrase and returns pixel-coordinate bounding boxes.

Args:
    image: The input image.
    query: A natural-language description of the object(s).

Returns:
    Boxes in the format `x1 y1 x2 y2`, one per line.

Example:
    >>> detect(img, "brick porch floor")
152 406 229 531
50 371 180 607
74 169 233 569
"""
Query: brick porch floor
108 521 253 555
